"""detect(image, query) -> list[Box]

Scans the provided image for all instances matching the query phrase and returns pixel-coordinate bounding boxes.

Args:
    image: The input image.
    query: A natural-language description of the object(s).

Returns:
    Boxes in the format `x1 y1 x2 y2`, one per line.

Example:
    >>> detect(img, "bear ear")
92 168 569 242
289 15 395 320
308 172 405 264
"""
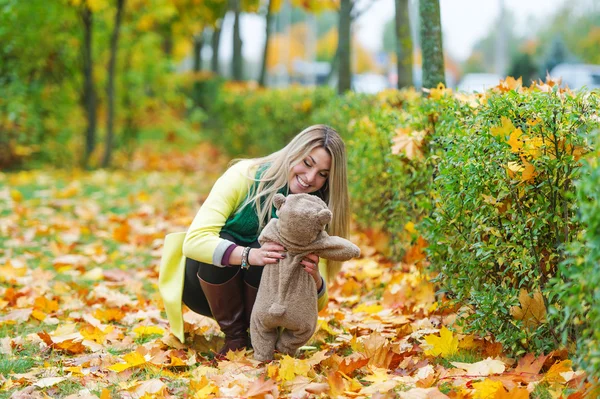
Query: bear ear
274 193 286 209
317 208 332 225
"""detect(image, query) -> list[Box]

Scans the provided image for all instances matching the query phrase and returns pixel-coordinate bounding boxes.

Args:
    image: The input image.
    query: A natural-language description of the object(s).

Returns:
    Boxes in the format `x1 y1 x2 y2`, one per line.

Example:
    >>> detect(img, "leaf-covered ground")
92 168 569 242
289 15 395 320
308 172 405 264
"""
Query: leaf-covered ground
0 146 591 398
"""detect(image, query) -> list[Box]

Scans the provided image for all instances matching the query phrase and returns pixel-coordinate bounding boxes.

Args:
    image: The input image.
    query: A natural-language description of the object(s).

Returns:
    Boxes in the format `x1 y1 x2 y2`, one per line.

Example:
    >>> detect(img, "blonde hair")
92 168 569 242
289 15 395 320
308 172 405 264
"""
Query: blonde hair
236 124 350 283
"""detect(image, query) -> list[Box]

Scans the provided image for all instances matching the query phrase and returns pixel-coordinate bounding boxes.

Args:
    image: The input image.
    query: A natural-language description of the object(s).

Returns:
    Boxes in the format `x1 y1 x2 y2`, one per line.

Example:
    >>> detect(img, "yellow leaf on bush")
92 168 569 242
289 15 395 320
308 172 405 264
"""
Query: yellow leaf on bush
490 117 515 138
508 128 524 153
391 127 426 160
521 160 537 183
423 326 459 358
510 289 546 328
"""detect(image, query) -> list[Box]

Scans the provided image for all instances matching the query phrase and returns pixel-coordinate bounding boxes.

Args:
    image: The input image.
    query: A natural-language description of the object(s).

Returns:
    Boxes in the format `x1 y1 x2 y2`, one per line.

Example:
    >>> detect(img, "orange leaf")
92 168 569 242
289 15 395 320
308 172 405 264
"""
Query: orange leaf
544 360 572 383
94 308 125 322
510 289 547 329
494 386 529 399
338 354 369 376
113 221 130 243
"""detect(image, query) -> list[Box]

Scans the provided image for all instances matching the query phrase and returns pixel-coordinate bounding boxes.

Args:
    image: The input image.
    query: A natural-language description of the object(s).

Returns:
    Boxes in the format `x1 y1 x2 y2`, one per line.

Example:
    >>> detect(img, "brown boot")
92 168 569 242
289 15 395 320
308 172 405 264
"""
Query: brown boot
243 282 258 349
199 270 247 355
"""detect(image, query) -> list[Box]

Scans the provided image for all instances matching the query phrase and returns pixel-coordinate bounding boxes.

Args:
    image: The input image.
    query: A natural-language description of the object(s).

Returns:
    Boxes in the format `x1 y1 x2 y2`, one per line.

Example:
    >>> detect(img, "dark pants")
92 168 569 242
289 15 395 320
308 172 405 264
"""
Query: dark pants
182 233 263 317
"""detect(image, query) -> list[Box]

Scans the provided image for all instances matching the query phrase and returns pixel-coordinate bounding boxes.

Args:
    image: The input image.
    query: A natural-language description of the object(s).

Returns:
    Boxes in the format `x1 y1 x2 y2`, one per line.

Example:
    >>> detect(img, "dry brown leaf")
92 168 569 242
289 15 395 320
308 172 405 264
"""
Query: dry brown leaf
510 289 546 328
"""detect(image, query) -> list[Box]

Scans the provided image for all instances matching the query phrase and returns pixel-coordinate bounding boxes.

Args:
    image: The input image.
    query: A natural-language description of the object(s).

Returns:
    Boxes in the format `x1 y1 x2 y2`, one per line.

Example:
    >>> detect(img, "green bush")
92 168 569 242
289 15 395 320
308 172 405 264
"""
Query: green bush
551 132 600 378
207 85 336 158
343 87 459 259
425 87 600 354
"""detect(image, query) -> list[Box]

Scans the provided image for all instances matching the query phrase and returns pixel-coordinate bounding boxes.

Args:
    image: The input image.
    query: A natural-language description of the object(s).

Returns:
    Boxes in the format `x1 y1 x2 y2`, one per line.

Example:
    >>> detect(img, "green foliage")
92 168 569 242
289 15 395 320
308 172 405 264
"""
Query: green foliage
550 132 600 378
206 84 336 157
425 87 600 354
343 88 456 258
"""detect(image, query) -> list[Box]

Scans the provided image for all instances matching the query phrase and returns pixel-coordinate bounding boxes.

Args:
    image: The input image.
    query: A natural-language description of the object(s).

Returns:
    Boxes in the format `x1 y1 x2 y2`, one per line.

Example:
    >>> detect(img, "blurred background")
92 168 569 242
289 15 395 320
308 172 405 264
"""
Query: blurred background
182 0 600 91
1 0 598 169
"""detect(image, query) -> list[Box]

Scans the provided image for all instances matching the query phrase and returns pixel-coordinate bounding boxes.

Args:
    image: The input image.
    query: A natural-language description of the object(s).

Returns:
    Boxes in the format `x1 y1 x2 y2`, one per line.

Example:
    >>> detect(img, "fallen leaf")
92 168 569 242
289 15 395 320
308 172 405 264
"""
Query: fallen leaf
451 358 506 376
510 289 546 328
423 327 459 358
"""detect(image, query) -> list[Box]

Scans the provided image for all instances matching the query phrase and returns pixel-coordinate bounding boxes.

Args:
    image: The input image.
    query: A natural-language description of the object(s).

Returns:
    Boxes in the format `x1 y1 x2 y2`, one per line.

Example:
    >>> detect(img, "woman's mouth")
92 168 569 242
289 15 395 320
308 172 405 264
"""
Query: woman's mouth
296 175 310 188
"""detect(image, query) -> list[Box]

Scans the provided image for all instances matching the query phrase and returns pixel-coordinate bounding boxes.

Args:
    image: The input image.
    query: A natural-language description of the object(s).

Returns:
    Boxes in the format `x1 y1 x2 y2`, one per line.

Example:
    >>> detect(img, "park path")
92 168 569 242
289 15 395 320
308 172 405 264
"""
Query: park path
0 145 587 398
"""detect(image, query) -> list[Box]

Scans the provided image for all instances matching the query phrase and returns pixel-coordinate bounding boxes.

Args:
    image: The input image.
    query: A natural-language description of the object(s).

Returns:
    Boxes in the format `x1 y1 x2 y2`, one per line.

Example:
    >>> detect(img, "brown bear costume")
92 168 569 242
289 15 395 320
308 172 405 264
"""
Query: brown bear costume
250 193 360 361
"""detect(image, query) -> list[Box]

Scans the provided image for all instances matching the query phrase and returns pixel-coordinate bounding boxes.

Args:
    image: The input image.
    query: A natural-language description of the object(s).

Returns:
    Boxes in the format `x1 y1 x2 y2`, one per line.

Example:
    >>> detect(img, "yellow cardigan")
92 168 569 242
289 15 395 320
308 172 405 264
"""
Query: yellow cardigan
159 160 329 342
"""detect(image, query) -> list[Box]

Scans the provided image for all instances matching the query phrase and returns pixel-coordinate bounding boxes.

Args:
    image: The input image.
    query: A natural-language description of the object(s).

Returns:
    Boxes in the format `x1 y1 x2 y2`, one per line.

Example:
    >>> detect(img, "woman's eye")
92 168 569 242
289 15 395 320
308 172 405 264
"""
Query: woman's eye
320 173 328 178
303 160 311 167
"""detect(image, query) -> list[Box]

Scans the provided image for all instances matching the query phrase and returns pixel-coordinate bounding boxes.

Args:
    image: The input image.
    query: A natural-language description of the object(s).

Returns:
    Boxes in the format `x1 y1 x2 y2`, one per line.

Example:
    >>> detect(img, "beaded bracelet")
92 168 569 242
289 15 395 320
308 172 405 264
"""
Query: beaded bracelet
241 246 251 270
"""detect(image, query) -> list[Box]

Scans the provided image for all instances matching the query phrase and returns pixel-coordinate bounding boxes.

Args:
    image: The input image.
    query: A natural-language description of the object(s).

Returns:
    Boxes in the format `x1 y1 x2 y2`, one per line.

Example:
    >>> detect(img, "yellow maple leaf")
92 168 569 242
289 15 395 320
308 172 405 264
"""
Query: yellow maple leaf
451 358 506 376
544 360 572 383
522 136 544 158
190 376 219 399
510 289 547 329
423 326 459 357
109 350 147 372
493 386 530 399
278 355 310 381
133 326 165 337
508 128 524 153
490 117 515 138
352 303 383 314
521 159 537 183
362 366 390 383
498 76 522 92
429 82 453 99
391 128 426 160
473 379 504 399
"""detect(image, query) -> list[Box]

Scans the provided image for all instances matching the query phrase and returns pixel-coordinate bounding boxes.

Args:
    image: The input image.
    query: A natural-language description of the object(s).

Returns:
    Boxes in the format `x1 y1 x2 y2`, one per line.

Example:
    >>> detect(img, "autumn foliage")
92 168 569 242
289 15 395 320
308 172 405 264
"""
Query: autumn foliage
1 145 595 396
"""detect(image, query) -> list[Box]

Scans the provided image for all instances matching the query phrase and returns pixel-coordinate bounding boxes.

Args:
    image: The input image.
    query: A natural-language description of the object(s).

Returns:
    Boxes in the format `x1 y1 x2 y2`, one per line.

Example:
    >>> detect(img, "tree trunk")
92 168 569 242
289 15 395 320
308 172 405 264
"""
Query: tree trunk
81 5 97 169
258 0 273 87
232 0 243 80
211 25 222 74
337 0 352 94
102 0 125 168
419 0 445 88
193 32 204 72
395 0 413 88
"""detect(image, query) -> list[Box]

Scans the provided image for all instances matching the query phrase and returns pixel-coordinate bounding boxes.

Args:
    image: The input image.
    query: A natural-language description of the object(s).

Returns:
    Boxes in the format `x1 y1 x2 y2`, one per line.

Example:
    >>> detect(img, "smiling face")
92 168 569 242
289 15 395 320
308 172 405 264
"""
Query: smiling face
288 147 332 194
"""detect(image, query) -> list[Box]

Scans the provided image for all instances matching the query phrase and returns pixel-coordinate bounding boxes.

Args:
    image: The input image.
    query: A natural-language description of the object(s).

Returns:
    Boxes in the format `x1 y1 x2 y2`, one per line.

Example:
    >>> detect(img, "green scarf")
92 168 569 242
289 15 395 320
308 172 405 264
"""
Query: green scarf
220 165 325 245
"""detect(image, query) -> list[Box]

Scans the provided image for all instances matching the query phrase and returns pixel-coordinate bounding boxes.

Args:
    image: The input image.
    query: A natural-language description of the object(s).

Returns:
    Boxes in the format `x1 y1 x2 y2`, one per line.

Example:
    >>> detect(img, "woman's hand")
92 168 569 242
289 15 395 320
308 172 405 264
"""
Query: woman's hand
301 253 322 291
248 242 286 266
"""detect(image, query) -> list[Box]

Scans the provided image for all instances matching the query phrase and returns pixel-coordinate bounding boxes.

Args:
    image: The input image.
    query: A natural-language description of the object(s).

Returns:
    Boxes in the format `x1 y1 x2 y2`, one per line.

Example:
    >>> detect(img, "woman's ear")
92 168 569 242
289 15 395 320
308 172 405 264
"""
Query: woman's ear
274 193 286 209
317 208 332 225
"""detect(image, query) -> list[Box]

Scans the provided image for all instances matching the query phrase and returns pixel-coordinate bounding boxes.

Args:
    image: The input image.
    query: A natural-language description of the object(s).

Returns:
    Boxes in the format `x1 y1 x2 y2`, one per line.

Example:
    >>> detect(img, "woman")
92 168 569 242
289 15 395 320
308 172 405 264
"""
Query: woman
159 125 350 355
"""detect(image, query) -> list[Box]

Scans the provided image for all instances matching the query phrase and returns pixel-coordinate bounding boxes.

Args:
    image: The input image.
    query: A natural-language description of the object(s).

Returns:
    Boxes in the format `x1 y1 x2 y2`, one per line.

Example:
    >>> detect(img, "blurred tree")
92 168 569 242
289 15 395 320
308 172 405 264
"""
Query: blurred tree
335 0 378 94
73 0 104 168
508 51 539 85
419 0 444 88
540 35 572 75
337 0 351 93
102 0 126 168
258 0 278 86
232 0 243 80
394 0 412 88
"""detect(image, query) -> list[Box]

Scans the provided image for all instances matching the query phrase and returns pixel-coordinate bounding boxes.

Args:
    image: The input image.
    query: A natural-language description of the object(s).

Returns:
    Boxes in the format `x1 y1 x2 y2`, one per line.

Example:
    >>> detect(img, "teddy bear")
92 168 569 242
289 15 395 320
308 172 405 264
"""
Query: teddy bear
250 193 361 361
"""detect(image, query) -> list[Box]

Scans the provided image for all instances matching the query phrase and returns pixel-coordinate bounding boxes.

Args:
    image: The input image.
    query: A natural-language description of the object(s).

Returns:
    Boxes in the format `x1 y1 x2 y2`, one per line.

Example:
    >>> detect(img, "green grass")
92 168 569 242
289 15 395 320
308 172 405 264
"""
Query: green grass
437 350 484 368
0 358 35 376
531 382 553 399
